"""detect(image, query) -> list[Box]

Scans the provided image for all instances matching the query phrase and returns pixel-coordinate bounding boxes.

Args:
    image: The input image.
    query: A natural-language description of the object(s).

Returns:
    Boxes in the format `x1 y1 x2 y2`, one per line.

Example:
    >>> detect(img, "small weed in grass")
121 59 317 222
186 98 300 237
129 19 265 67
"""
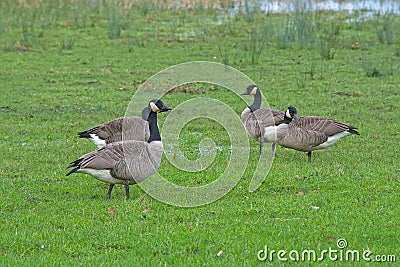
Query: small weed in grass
365 66 383 78
59 37 75 52
244 27 267 64
135 1 156 16
316 21 341 60
217 43 230 65
296 73 307 89
108 7 121 39
362 58 393 78
317 39 336 60
307 61 316 80
275 9 316 49
375 13 396 45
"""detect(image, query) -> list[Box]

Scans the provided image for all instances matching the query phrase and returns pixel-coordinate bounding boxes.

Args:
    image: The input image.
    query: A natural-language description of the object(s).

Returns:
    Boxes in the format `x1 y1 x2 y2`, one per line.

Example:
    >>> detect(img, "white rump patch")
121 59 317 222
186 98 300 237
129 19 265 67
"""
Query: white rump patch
80 168 128 184
89 134 106 148
315 131 352 149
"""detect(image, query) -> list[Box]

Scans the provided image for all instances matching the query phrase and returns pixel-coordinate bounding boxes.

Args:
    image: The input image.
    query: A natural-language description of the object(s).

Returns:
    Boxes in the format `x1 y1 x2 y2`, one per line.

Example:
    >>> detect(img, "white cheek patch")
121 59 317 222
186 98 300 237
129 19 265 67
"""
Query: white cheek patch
250 87 258 95
150 102 160 112
286 109 291 118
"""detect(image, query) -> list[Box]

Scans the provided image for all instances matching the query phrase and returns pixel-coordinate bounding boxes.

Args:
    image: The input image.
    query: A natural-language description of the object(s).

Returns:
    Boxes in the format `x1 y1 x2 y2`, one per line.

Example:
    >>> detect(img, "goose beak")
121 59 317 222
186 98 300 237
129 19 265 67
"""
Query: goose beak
292 114 298 120
160 104 172 112
240 91 248 95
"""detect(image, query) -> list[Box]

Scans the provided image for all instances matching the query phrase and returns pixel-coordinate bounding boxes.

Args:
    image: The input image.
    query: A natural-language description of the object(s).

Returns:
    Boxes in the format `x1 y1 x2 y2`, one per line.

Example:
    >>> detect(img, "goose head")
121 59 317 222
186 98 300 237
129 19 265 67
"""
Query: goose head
241 84 262 112
142 99 172 120
284 106 298 123
241 84 259 96
150 99 172 113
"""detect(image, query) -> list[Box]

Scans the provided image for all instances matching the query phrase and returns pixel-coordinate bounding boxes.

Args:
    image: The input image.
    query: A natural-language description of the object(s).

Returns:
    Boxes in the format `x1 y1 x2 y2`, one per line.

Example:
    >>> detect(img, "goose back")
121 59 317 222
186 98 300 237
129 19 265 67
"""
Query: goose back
79 116 150 148
290 116 359 136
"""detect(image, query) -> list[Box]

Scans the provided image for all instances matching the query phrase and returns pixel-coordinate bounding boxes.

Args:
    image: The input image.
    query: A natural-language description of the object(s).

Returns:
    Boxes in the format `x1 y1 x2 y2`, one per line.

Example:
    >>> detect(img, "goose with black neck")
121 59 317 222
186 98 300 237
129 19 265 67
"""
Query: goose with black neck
66 99 172 199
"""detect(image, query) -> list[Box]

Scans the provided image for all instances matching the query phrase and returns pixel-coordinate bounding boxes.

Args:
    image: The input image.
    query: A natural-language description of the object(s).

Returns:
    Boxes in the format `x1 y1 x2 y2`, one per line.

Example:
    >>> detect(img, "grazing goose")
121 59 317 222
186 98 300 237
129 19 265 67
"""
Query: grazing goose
66 99 171 199
78 101 171 148
276 106 360 162
241 84 285 154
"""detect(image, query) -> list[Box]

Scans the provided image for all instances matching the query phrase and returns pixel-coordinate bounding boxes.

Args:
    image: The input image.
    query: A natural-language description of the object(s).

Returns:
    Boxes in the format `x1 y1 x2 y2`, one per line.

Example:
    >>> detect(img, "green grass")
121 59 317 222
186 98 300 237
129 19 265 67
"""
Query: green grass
1 0 399 266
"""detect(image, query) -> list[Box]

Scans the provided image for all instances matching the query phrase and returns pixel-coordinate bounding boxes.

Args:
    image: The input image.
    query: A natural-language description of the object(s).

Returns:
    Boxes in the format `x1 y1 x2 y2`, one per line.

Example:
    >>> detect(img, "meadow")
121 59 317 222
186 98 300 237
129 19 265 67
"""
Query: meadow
0 0 399 266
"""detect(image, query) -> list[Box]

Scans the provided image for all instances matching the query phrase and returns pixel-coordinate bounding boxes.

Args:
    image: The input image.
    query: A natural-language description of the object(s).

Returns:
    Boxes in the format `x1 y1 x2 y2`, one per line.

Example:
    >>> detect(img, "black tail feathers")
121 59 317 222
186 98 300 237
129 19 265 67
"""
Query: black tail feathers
66 158 81 168
348 126 360 135
78 131 91 139
66 158 82 176
66 167 80 176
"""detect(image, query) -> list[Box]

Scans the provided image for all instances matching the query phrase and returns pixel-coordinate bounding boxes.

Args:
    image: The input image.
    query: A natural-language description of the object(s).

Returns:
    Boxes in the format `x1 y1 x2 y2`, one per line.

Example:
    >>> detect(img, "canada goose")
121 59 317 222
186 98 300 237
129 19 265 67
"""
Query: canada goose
66 99 171 199
276 106 360 162
241 84 285 154
78 101 171 148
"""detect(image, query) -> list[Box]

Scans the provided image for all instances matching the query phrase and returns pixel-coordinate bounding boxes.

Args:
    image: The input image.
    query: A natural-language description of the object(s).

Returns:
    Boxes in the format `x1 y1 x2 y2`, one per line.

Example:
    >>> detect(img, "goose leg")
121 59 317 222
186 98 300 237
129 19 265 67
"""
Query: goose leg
307 152 312 163
271 143 276 153
124 185 130 200
259 141 264 155
106 184 115 199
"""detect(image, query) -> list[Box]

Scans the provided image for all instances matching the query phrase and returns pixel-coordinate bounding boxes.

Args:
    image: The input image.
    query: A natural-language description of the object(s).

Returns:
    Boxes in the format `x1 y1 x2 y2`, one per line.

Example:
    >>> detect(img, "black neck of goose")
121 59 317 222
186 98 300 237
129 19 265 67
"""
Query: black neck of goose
283 115 292 124
147 112 161 143
249 89 261 112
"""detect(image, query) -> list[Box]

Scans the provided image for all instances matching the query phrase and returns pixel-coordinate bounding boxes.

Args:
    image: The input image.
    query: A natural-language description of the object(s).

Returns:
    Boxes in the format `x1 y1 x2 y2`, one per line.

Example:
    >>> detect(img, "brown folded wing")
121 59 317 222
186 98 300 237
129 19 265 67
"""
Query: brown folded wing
292 116 353 136
85 116 150 143
74 140 162 182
